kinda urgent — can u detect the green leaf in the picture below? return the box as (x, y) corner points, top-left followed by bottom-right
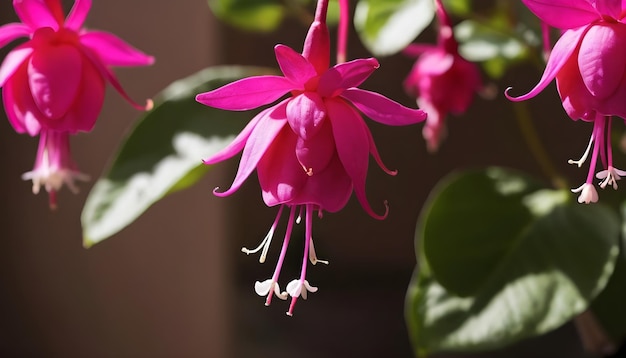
(354, 0), (435, 56)
(406, 168), (620, 354)
(208, 0), (285, 32)
(81, 66), (275, 247)
(589, 203), (626, 343)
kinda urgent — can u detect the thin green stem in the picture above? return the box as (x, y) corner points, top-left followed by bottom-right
(512, 101), (568, 190)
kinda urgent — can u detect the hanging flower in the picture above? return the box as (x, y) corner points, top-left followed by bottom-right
(196, 0), (426, 315)
(506, 0), (626, 203)
(403, 0), (481, 152)
(0, 0), (153, 203)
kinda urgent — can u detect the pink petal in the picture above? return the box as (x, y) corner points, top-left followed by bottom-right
(592, 0), (622, 19)
(317, 58), (379, 98)
(292, 155), (352, 213)
(13, 0), (61, 30)
(52, 56), (104, 132)
(203, 105), (275, 165)
(295, 119), (335, 175)
(64, 0), (91, 31)
(521, 0), (599, 29)
(28, 43), (82, 120)
(341, 88), (427, 126)
(402, 44), (438, 58)
(257, 127), (307, 206)
(578, 23), (626, 99)
(79, 31), (154, 67)
(326, 97), (388, 219)
(506, 26), (587, 101)
(3, 63), (42, 135)
(0, 43), (33, 87)
(301, 21), (330, 75)
(286, 92), (326, 140)
(556, 51), (594, 120)
(213, 101), (289, 197)
(365, 126), (397, 176)
(195, 76), (294, 111)
(0, 23), (31, 48)
(414, 50), (454, 77)
(274, 44), (316, 87)
(80, 46), (152, 110)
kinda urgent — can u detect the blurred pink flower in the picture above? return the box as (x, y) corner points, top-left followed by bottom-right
(506, 0), (626, 203)
(0, 0), (153, 204)
(403, 0), (481, 152)
(196, 0), (426, 315)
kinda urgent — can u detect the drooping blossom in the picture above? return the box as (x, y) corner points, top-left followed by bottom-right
(403, 0), (481, 152)
(196, 0), (426, 315)
(0, 0), (154, 205)
(506, 0), (626, 203)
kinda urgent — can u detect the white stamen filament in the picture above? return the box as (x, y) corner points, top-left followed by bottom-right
(309, 238), (329, 265)
(241, 226), (275, 263)
(568, 134), (594, 167)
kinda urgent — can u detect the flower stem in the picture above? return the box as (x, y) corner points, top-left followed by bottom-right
(512, 101), (568, 189)
(337, 0), (349, 63)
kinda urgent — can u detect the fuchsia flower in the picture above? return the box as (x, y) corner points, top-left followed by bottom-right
(0, 0), (153, 205)
(196, 0), (426, 315)
(506, 0), (626, 203)
(403, 0), (481, 152)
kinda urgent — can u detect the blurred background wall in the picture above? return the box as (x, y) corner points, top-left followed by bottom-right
(0, 1), (600, 357)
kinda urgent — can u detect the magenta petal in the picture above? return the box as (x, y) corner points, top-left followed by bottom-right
(196, 76), (294, 111)
(28, 44), (82, 119)
(578, 23), (626, 99)
(64, 0), (91, 31)
(506, 26), (586, 101)
(80, 46), (151, 110)
(365, 126), (397, 176)
(274, 44), (316, 87)
(341, 88), (427, 126)
(56, 58), (105, 132)
(13, 0), (61, 30)
(0, 23), (31, 48)
(3, 63), (42, 135)
(301, 21), (330, 75)
(286, 92), (326, 139)
(402, 44), (438, 58)
(293, 155), (352, 212)
(80, 31), (155, 67)
(258, 127), (307, 206)
(326, 98), (387, 219)
(593, 0), (622, 18)
(213, 102), (289, 197)
(521, 0), (598, 29)
(0, 43), (33, 87)
(317, 58), (379, 97)
(295, 119), (335, 175)
(203, 104), (276, 165)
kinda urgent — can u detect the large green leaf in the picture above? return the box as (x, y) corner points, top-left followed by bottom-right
(406, 168), (620, 355)
(208, 0), (286, 32)
(589, 203), (626, 343)
(81, 66), (274, 247)
(354, 0), (435, 56)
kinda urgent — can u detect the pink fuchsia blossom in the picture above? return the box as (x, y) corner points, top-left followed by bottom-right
(403, 0), (481, 152)
(506, 0), (626, 203)
(196, 0), (426, 315)
(22, 130), (88, 209)
(0, 0), (154, 203)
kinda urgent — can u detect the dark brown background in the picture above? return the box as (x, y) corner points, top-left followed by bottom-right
(0, 1), (599, 357)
